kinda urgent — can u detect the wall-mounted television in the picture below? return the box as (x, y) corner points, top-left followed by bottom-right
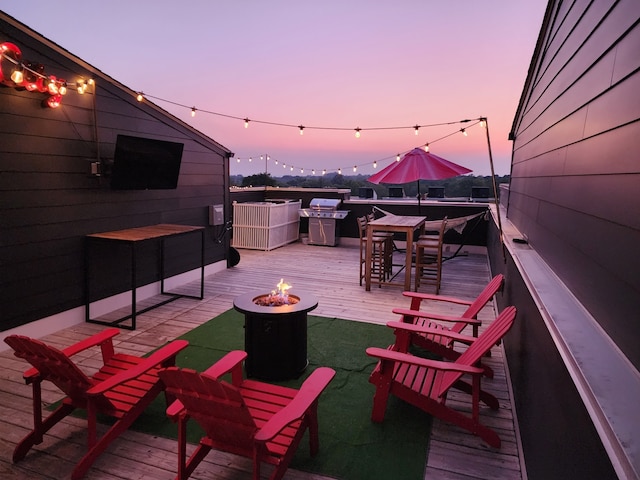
(110, 134), (184, 190)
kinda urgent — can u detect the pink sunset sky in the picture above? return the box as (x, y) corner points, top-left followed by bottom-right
(3, 1), (548, 177)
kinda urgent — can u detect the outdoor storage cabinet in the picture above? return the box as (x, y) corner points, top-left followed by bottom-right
(232, 200), (301, 250)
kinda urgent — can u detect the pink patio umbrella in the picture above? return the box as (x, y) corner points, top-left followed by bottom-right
(367, 148), (472, 213)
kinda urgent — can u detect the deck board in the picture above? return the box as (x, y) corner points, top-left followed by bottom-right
(0, 241), (524, 479)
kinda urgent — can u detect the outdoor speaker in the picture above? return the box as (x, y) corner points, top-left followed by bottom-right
(471, 187), (490, 198)
(388, 187), (405, 198)
(427, 187), (445, 198)
(359, 187), (375, 199)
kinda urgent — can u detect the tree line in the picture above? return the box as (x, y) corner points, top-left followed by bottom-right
(231, 172), (509, 198)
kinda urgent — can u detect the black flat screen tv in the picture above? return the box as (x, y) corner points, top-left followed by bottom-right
(110, 134), (184, 190)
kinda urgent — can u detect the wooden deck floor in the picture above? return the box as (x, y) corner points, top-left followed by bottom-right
(0, 240), (524, 480)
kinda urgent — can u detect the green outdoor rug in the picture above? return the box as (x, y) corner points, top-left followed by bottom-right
(131, 310), (433, 480)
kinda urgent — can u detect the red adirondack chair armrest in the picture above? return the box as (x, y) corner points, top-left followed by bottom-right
(366, 347), (484, 375)
(166, 399), (186, 421)
(202, 350), (247, 385)
(392, 308), (481, 326)
(62, 328), (120, 358)
(86, 339), (189, 396)
(401, 291), (473, 307)
(254, 367), (336, 443)
(22, 328), (121, 382)
(387, 321), (478, 345)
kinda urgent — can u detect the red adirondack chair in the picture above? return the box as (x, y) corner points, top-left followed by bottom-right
(158, 350), (335, 480)
(391, 274), (504, 377)
(4, 329), (189, 480)
(367, 305), (516, 448)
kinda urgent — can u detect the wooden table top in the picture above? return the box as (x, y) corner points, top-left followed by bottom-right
(368, 215), (426, 229)
(87, 224), (204, 242)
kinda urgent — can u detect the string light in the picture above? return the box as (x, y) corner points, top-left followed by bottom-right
(230, 118), (485, 176)
(244, 118), (250, 128)
(10, 66), (23, 84)
(414, 125), (420, 135)
(354, 127), (361, 138)
(136, 92), (144, 102)
(298, 125), (304, 135)
(191, 107), (196, 117)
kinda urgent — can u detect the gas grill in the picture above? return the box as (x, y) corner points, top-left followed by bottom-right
(299, 198), (349, 246)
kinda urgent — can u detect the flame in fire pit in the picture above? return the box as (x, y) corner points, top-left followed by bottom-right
(254, 279), (299, 306)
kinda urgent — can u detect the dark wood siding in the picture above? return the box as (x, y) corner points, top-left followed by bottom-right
(1, 15), (232, 331)
(508, 0), (640, 369)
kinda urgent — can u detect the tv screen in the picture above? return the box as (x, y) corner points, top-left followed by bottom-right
(110, 134), (184, 190)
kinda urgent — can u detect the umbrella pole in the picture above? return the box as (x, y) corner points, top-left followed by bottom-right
(417, 180), (421, 214)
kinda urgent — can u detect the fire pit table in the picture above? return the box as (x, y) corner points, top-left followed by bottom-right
(233, 289), (318, 381)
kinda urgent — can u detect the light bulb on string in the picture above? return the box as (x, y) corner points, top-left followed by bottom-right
(396, 154), (400, 161)
(191, 107), (196, 117)
(338, 168), (342, 175)
(274, 159), (278, 165)
(322, 169), (326, 175)
(373, 161), (377, 169)
(290, 166), (294, 171)
(312, 169), (316, 175)
(45, 94), (62, 108)
(248, 157), (252, 162)
(353, 166), (357, 173)
(244, 118), (250, 128)
(414, 125), (420, 135)
(424, 143), (430, 152)
(10, 67), (24, 84)
(237, 157), (240, 163)
(461, 128), (467, 136)
(354, 128), (361, 138)
(298, 125), (304, 136)
(300, 168), (304, 174)
(136, 92), (144, 102)
(480, 118), (487, 128)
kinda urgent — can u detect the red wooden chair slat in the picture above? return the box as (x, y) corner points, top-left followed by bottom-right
(367, 306), (516, 448)
(159, 350), (335, 480)
(391, 274), (504, 377)
(4, 329), (188, 480)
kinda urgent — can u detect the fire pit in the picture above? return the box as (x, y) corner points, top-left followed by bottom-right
(233, 280), (318, 381)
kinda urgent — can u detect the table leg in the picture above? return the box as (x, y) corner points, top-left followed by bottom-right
(404, 227), (413, 291)
(365, 225), (373, 291)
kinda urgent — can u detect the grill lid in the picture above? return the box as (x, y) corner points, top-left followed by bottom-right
(309, 198), (341, 210)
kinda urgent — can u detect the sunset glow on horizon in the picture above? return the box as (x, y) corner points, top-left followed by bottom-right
(3, 1), (548, 177)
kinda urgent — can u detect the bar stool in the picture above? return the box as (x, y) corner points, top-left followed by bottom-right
(357, 216), (388, 287)
(414, 217), (447, 293)
(367, 213), (394, 279)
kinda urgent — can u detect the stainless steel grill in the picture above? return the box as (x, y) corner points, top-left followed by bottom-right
(299, 198), (349, 246)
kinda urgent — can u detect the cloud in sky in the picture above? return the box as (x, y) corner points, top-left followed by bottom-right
(3, 1), (548, 176)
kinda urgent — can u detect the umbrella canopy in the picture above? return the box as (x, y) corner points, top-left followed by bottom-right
(368, 148), (472, 185)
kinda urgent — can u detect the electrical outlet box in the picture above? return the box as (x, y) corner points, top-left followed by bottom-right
(209, 204), (224, 226)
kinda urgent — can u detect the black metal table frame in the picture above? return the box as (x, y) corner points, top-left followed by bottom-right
(85, 226), (205, 330)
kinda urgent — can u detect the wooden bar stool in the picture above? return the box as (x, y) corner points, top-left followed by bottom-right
(358, 216), (388, 287)
(414, 218), (447, 293)
(367, 213), (394, 280)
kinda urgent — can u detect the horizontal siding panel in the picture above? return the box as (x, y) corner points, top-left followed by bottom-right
(564, 121), (640, 175)
(583, 73), (640, 137)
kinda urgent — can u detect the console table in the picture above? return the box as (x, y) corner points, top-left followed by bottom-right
(85, 224), (205, 330)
